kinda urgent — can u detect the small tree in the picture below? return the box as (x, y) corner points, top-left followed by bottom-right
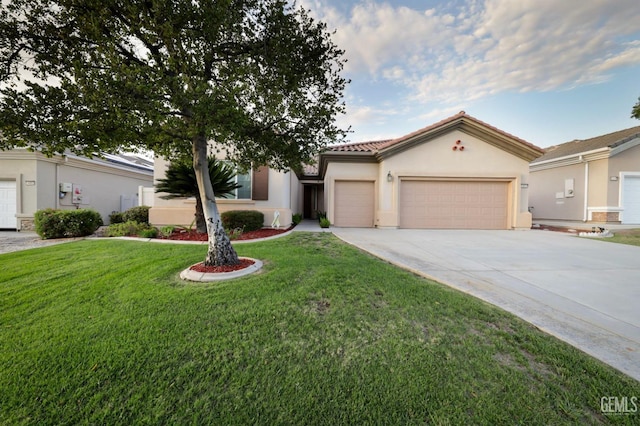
(0, 0), (348, 266)
(632, 97), (640, 120)
(156, 156), (241, 234)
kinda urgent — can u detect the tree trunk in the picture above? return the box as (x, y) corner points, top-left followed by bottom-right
(194, 194), (207, 234)
(192, 135), (239, 266)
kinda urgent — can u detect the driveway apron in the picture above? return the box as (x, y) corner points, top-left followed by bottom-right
(331, 228), (640, 382)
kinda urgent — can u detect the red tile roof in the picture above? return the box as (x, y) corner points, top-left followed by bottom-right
(328, 111), (542, 154)
(328, 140), (392, 152)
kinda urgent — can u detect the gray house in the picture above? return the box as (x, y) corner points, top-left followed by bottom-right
(0, 149), (153, 230)
(529, 126), (640, 224)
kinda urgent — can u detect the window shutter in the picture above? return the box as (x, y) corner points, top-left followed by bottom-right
(252, 166), (269, 200)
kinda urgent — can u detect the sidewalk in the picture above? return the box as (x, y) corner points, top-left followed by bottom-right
(291, 219), (331, 232)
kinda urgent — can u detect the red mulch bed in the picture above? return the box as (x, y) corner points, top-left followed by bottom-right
(189, 258), (255, 273)
(162, 226), (292, 242)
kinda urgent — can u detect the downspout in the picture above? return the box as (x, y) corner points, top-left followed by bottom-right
(583, 157), (589, 222)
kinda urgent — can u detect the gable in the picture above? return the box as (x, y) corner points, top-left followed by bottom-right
(376, 112), (543, 162)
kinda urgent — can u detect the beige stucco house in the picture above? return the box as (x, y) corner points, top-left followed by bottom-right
(150, 112), (543, 230)
(0, 149), (153, 230)
(306, 112), (544, 229)
(529, 126), (640, 224)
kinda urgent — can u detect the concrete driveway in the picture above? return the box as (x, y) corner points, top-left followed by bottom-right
(0, 231), (75, 254)
(331, 228), (640, 382)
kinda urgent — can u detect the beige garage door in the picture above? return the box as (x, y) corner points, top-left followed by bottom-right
(400, 180), (508, 229)
(334, 180), (375, 227)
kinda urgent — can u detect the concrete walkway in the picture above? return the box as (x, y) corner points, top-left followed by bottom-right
(0, 231), (77, 254)
(331, 227), (640, 382)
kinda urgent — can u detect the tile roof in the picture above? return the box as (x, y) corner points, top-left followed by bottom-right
(328, 111), (541, 155)
(532, 126), (640, 163)
(328, 140), (392, 152)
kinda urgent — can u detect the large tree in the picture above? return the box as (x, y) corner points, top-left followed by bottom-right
(0, 0), (347, 266)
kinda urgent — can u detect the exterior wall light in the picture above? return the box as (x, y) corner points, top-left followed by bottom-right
(387, 171), (393, 182)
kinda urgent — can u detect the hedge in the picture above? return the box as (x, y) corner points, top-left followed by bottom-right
(221, 210), (264, 232)
(34, 208), (103, 239)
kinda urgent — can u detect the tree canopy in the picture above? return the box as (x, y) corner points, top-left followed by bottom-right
(0, 0), (348, 266)
(0, 0), (348, 168)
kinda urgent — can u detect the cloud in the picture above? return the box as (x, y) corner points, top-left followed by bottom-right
(308, 0), (640, 107)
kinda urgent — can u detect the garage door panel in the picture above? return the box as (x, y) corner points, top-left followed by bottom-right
(400, 180), (508, 229)
(0, 181), (17, 229)
(334, 181), (375, 227)
(623, 176), (640, 224)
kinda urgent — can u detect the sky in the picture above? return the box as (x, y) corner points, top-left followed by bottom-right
(300, 0), (640, 148)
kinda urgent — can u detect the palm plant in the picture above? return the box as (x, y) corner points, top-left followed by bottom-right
(156, 157), (241, 233)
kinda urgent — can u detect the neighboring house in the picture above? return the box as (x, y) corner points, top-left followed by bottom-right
(0, 149), (154, 230)
(529, 126), (640, 224)
(150, 112), (543, 230)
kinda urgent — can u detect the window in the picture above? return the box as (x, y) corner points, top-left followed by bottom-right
(235, 171), (252, 199)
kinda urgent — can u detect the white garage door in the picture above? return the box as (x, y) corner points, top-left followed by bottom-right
(0, 181), (17, 229)
(622, 175), (640, 224)
(400, 180), (509, 229)
(334, 181), (375, 227)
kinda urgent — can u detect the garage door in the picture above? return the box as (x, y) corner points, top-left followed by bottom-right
(400, 180), (508, 229)
(622, 175), (640, 224)
(0, 181), (17, 229)
(334, 181), (374, 227)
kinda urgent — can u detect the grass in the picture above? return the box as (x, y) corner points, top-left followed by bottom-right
(1, 233), (639, 425)
(600, 228), (640, 247)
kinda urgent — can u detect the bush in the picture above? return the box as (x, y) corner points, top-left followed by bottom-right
(105, 221), (155, 237)
(221, 210), (264, 232)
(34, 208), (104, 239)
(292, 213), (303, 225)
(138, 228), (158, 238)
(122, 206), (151, 224)
(109, 211), (124, 224)
(319, 218), (330, 228)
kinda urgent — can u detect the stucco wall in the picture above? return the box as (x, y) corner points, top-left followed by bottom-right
(529, 162), (586, 221)
(379, 130), (531, 228)
(150, 157), (294, 228)
(57, 160), (152, 223)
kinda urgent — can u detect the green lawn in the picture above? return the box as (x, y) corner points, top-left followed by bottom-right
(601, 229), (640, 247)
(1, 233), (638, 425)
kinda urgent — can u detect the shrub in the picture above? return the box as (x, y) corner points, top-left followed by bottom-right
(138, 228), (158, 238)
(221, 210), (264, 232)
(105, 221), (154, 237)
(316, 210), (327, 221)
(122, 206), (151, 224)
(227, 227), (244, 241)
(109, 211), (124, 224)
(160, 226), (175, 238)
(319, 218), (330, 228)
(34, 208), (104, 239)
(292, 213), (303, 225)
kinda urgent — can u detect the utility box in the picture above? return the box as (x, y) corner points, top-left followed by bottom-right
(59, 182), (73, 193)
(72, 184), (83, 204)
